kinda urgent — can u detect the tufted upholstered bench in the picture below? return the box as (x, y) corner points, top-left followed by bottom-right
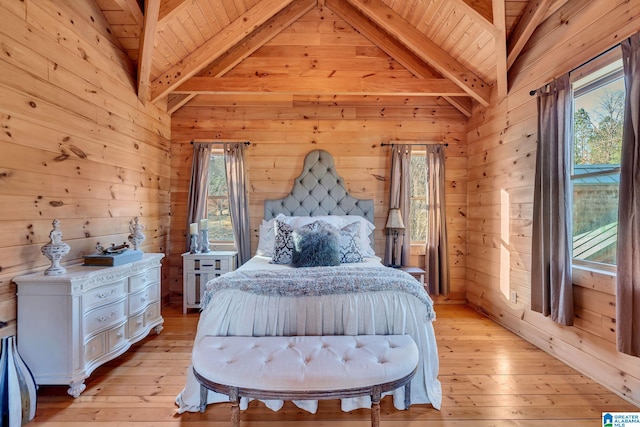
(192, 334), (419, 427)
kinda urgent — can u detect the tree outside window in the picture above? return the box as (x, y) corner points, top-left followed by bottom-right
(409, 152), (427, 243)
(571, 59), (624, 266)
(207, 154), (234, 242)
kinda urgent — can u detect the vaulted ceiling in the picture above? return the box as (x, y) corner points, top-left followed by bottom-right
(96, 0), (568, 116)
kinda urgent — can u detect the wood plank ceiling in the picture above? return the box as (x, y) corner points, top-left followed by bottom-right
(96, 0), (568, 116)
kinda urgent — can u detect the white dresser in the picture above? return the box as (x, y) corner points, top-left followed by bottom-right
(13, 253), (164, 397)
(182, 251), (237, 313)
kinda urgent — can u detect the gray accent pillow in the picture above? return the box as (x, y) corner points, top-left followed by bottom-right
(291, 226), (340, 268)
(272, 220), (332, 264)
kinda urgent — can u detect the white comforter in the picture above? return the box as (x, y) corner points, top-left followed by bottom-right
(175, 256), (442, 413)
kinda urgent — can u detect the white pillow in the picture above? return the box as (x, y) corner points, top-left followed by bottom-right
(275, 213), (347, 229)
(255, 218), (276, 257)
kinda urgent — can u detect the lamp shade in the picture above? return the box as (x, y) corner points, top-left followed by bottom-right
(385, 208), (405, 230)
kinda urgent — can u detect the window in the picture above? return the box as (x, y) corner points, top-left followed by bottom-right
(571, 57), (624, 267)
(207, 152), (233, 242)
(409, 152), (427, 243)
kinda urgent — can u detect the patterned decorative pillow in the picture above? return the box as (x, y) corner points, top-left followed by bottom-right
(271, 220), (295, 264)
(337, 222), (364, 263)
(291, 226), (340, 268)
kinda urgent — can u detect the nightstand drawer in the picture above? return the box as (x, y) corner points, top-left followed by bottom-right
(184, 257), (233, 273)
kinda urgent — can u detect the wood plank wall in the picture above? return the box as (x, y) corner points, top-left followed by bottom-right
(466, 0), (640, 407)
(0, 0), (171, 336)
(169, 8), (469, 304)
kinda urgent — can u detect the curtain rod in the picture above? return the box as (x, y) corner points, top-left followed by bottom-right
(190, 141), (250, 145)
(529, 43), (622, 96)
(381, 142), (448, 147)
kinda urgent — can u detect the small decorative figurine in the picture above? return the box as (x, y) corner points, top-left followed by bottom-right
(128, 217), (145, 251)
(41, 219), (71, 275)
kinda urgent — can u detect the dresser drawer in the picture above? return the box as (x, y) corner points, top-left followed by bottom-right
(83, 279), (127, 311)
(84, 299), (127, 336)
(144, 301), (161, 326)
(107, 323), (127, 351)
(84, 333), (106, 364)
(129, 267), (159, 293)
(127, 312), (145, 338)
(129, 283), (159, 315)
(128, 302), (161, 339)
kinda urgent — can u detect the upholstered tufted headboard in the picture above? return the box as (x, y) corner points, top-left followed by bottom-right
(264, 150), (374, 224)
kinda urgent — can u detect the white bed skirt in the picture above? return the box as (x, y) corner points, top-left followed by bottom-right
(175, 288), (442, 414)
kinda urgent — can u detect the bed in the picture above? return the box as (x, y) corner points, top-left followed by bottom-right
(175, 149), (442, 414)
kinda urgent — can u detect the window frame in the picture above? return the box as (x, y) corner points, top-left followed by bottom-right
(409, 150), (427, 245)
(206, 149), (234, 244)
(569, 50), (624, 273)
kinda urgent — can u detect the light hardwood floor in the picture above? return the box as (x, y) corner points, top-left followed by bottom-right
(31, 304), (638, 426)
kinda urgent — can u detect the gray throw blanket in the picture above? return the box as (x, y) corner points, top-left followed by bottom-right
(201, 265), (435, 320)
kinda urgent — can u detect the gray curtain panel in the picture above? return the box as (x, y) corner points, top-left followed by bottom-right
(531, 73), (574, 326)
(186, 142), (214, 251)
(617, 33), (640, 357)
(424, 145), (450, 296)
(224, 143), (251, 266)
(384, 144), (411, 267)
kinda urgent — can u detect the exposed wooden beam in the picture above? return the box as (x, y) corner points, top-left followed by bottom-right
(158, 0), (189, 22)
(493, 0), (508, 101)
(450, 0), (493, 33)
(326, 0), (471, 117)
(344, 0), (491, 106)
(460, 0), (493, 24)
(112, 0), (144, 26)
(443, 96), (473, 117)
(507, 0), (554, 69)
(543, 0), (570, 21)
(167, 93), (196, 114)
(174, 76), (468, 96)
(149, 0), (296, 103)
(198, 0), (316, 78)
(137, 0), (160, 103)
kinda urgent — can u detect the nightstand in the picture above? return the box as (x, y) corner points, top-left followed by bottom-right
(182, 251), (237, 313)
(399, 266), (425, 286)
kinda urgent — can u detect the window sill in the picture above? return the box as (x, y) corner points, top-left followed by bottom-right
(572, 263), (616, 295)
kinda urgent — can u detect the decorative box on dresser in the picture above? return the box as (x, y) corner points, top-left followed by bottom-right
(182, 251), (237, 313)
(13, 253), (164, 398)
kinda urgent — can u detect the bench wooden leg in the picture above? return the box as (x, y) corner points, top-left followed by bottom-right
(371, 385), (381, 427)
(404, 381), (412, 410)
(199, 385), (207, 413)
(229, 387), (240, 427)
